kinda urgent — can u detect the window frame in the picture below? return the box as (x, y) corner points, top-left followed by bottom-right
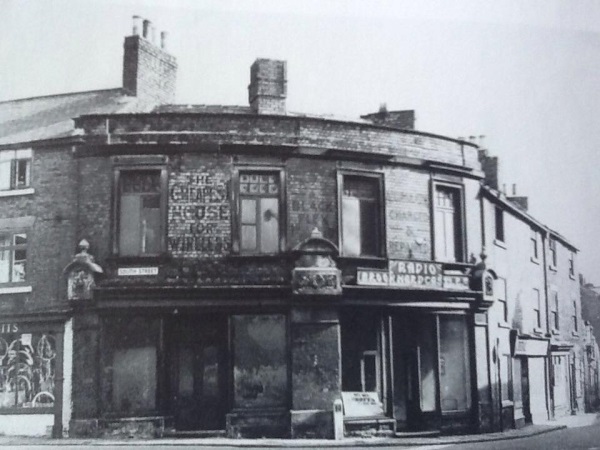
(232, 167), (286, 255)
(531, 228), (539, 261)
(0, 230), (28, 285)
(549, 238), (558, 269)
(431, 181), (466, 263)
(0, 149), (32, 192)
(533, 288), (542, 329)
(551, 291), (560, 331)
(494, 206), (505, 243)
(568, 252), (575, 279)
(337, 170), (386, 259)
(112, 161), (168, 258)
(496, 277), (508, 324)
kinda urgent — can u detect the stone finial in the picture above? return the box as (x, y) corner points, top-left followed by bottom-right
(311, 227), (323, 239)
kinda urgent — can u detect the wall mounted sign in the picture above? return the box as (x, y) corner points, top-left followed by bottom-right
(341, 392), (384, 417)
(117, 267), (159, 276)
(513, 337), (549, 357)
(357, 259), (471, 291)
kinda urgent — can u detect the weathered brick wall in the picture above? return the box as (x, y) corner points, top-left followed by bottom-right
(123, 35), (177, 104)
(76, 114), (480, 171)
(287, 158), (337, 247)
(77, 156), (113, 262)
(384, 167), (431, 260)
(168, 154), (232, 258)
(0, 146), (77, 313)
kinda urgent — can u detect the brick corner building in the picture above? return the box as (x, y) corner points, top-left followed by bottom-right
(0, 17), (598, 439)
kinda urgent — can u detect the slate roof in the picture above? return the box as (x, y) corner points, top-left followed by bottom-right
(0, 88), (152, 146)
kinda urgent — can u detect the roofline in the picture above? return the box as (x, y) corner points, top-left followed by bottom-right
(481, 185), (578, 251)
(74, 110), (480, 148)
(0, 87), (125, 105)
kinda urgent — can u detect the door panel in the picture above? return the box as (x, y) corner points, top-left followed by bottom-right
(169, 318), (228, 431)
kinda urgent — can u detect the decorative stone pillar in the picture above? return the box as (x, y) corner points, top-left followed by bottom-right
(290, 229), (342, 439)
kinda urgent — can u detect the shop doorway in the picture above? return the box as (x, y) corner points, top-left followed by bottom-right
(395, 313), (473, 432)
(167, 316), (228, 431)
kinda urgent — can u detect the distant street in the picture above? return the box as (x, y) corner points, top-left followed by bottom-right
(445, 421), (600, 450)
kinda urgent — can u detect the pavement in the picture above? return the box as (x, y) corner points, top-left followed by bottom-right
(0, 413), (597, 447)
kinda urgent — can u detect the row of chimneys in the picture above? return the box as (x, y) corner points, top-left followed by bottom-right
(131, 16), (169, 50)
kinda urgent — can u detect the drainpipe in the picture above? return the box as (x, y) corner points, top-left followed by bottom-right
(541, 229), (554, 420)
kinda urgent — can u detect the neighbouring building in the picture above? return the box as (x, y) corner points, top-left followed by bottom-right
(0, 17), (597, 439)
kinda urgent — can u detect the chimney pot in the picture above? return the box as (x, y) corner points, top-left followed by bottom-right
(142, 19), (151, 39)
(161, 31), (168, 50)
(512, 183), (516, 195)
(150, 24), (156, 44)
(132, 15), (142, 36)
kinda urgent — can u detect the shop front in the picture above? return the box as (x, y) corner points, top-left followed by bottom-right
(96, 310), (289, 438)
(0, 316), (68, 437)
(512, 334), (550, 424)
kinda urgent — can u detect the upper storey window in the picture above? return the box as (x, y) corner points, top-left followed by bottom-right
(0, 232), (27, 283)
(433, 184), (464, 263)
(0, 149), (31, 191)
(115, 168), (167, 257)
(340, 173), (384, 257)
(495, 207), (505, 242)
(237, 170), (284, 254)
(549, 238), (557, 268)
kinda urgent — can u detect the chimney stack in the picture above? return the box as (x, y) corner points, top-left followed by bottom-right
(248, 59), (287, 115)
(123, 16), (178, 105)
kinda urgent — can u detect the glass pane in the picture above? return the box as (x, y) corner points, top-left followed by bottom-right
(241, 225), (257, 251)
(513, 357), (522, 404)
(14, 234), (26, 246)
(142, 195), (161, 254)
(0, 161), (10, 190)
(121, 171), (161, 193)
(0, 249), (9, 283)
(233, 315), (287, 408)
(202, 346), (219, 398)
(362, 352), (378, 392)
(360, 200), (379, 256)
(241, 198), (256, 224)
(15, 160), (30, 188)
(12, 259), (25, 282)
(119, 194), (141, 256)
(417, 317), (437, 412)
(260, 198), (279, 253)
(342, 196), (361, 256)
(439, 316), (471, 411)
(178, 347), (194, 397)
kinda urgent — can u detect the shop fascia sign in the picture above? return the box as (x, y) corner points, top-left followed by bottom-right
(357, 260), (470, 290)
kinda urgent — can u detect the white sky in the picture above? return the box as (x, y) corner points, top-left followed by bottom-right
(2, 0), (600, 283)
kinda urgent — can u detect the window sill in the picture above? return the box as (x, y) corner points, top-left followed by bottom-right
(533, 327), (544, 335)
(549, 265), (557, 272)
(0, 187), (34, 198)
(498, 321), (512, 329)
(530, 256), (540, 265)
(501, 400), (514, 408)
(0, 406), (53, 415)
(494, 239), (506, 250)
(0, 285), (32, 295)
(572, 331), (579, 337)
(551, 329), (560, 336)
(569, 273), (576, 280)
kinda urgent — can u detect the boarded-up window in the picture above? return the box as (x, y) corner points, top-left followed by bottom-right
(232, 315), (287, 408)
(102, 317), (159, 414)
(341, 175), (381, 257)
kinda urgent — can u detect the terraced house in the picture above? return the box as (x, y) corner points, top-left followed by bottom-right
(0, 18), (597, 439)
